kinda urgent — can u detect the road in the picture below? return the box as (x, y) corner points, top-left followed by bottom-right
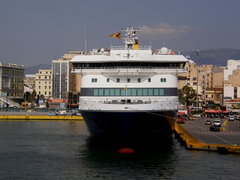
(180, 117), (240, 146)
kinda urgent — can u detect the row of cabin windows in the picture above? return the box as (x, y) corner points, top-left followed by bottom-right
(38, 76), (51, 79)
(39, 86), (51, 89)
(92, 78), (167, 83)
(93, 88), (165, 96)
(38, 81), (51, 84)
(39, 71), (52, 74)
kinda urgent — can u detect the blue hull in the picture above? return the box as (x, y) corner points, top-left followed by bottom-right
(81, 110), (176, 145)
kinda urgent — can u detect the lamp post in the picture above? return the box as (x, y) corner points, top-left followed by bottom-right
(221, 68), (225, 108)
(24, 92), (27, 109)
(195, 50), (200, 111)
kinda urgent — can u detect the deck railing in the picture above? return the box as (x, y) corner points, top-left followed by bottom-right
(111, 46), (151, 50)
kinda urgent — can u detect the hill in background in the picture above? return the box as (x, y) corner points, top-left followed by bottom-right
(25, 64), (51, 74)
(181, 48), (240, 66)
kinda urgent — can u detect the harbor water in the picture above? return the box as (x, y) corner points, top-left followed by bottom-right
(0, 121), (240, 179)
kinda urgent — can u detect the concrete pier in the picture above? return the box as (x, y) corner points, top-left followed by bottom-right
(0, 115), (83, 121)
(175, 117), (240, 153)
(0, 111), (83, 121)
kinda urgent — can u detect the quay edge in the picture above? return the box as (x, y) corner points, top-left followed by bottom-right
(174, 122), (240, 154)
(0, 115), (83, 121)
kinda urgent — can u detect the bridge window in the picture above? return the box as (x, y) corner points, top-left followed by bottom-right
(110, 89), (115, 96)
(137, 89), (143, 96)
(115, 89), (120, 96)
(132, 89), (137, 96)
(104, 89), (110, 96)
(93, 89), (98, 96)
(159, 89), (164, 96)
(143, 89), (148, 96)
(148, 89), (153, 96)
(121, 89), (126, 96)
(99, 89), (104, 96)
(127, 89), (131, 96)
(154, 89), (159, 96)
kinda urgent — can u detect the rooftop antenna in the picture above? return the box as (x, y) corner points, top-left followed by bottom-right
(84, 24), (87, 52)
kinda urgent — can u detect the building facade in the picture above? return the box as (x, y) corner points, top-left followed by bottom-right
(224, 60), (240, 100)
(0, 63), (24, 99)
(178, 60), (224, 106)
(178, 60), (198, 90)
(52, 60), (69, 99)
(35, 69), (52, 99)
(52, 52), (82, 103)
(222, 60), (240, 110)
(24, 74), (35, 91)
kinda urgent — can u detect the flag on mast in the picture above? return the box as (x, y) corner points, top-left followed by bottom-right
(108, 32), (122, 39)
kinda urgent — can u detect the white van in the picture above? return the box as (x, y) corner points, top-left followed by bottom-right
(56, 110), (67, 115)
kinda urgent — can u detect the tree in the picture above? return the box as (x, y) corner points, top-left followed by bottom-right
(25, 90), (37, 104)
(31, 90), (37, 103)
(178, 85), (197, 107)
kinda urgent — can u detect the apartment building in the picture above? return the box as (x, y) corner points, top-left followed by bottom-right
(178, 60), (198, 90)
(224, 60), (240, 100)
(178, 60), (224, 106)
(35, 69), (52, 99)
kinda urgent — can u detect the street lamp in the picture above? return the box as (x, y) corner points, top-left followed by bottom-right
(195, 50), (200, 111)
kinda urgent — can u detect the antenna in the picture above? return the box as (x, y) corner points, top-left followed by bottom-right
(84, 24), (87, 52)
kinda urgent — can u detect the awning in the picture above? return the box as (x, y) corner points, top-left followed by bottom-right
(204, 109), (228, 113)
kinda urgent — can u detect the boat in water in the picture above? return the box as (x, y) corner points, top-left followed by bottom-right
(71, 26), (188, 146)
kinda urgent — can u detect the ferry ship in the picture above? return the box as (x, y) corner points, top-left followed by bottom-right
(71, 27), (188, 145)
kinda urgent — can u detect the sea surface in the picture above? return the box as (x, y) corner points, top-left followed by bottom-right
(0, 120), (240, 180)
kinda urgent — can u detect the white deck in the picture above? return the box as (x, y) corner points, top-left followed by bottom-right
(71, 50), (188, 63)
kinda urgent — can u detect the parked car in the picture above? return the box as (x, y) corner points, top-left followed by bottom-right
(189, 116), (195, 120)
(176, 116), (185, 124)
(210, 124), (221, 132)
(72, 111), (81, 116)
(236, 115), (240, 121)
(48, 112), (56, 116)
(229, 116), (235, 121)
(56, 110), (67, 115)
(205, 119), (212, 125)
(194, 114), (201, 118)
(213, 119), (221, 126)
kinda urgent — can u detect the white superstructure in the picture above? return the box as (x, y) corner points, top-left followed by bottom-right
(71, 27), (188, 112)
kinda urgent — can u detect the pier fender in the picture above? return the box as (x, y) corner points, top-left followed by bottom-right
(118, 147), (136, 154)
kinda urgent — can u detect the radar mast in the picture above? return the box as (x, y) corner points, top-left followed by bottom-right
(122, 26), (140, 50)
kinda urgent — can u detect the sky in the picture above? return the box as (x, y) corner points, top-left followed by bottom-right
(1, 0), (240, 67)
